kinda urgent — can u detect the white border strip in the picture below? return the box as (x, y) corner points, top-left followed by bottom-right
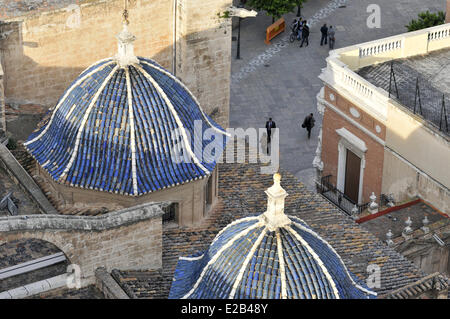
(285, 225), (340, 299)
(211, 217), (260, 246)
(179, 255), (204, 261)
(0, 274), (68, 299)
(60, 66), (119, 180)
(276, 229), (288, 299)
(140, 60), (230, 136)
(24, 59), (115, 146)
(135, 64), (210, 175)
(182, 221), (263, 299)
(125, 68), (139, 195)
(229, 227), (267, 298)
(291, 221), (377, 296)
(0, 253), (66, 280)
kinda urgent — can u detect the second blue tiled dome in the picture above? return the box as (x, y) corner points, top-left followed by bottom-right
(169, 174), (377, 299)
(24, 56), (227, 196)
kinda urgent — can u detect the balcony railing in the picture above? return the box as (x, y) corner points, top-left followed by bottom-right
(318, 175), (369, 216)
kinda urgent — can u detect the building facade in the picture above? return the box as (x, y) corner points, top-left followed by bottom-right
(315, 23), (450, 214)
(0, 0), (232, 139)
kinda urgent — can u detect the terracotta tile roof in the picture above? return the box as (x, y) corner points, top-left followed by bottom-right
(360, 201), (449, 241)
(382, 273), (449, 299)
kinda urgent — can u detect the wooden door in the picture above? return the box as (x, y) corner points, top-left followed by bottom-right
(344, 149), (361, 203)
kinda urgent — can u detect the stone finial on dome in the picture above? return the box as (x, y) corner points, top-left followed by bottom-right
(263, 173), (291, 231)
(115, 3), (139, 67)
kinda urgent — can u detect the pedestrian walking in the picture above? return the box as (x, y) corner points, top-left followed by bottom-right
(265, 117), (276, 153)
(328, 26), (336, 49)
(301, 113), (315, 139)
(320, 23), (328, 46)
(299, 21), (310, 47)
(265, 117), (276, 144)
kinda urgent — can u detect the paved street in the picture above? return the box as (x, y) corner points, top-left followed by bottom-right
(230, 0), (446, 190)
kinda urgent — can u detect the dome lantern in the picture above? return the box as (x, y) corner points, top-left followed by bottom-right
(263, 173), (291, 231)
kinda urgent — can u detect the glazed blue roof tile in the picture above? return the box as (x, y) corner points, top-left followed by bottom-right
(169, 213), (377, 299)
(25, 57), (227, 196)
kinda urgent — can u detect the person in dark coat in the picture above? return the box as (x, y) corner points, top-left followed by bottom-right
(265, 118), (276, 144)
(302, 113), (315, 139)
(320, 24), (328, 46)
(299, 21), (310, 47)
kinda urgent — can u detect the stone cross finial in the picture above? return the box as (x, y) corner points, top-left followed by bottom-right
(123, 0), (130, 25)
(386, 229), (394, 246)
(115, 22), (138, 67)
(421, 216), (430, 234)
(368, 192), (378, 214)
(115, 0), (138, 67)
(351, 205), (359, 220)
(402, 216), (413, 240)
(263, 173), (291, 231)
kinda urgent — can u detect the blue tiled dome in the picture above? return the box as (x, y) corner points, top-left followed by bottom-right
(24, 55), (227, 196)
(169, 175), (377, 299)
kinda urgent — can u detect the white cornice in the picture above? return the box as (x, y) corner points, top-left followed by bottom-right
(317, 95), (386, 146)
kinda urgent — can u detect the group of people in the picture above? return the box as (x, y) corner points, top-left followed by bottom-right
(291, 18), (336, 49)
(291, 17), (310, 47)
(320, 23), (336, 49)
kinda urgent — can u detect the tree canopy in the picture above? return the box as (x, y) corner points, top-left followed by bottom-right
(406, 11), (445, 32)
(247, 0), (298, 21)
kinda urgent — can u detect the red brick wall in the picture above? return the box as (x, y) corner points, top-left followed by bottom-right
(321, 86), (385, 203)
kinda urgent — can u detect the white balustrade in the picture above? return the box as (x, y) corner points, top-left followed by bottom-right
(359, 39), (402, 58)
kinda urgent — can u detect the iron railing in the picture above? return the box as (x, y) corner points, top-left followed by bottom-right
(318, 175), (368, 216)
(388, 61), (449, 135)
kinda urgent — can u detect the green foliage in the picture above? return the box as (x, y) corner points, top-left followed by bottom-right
(217, 10), (231, 19)
(296, 0), (307, 9)
(247, 0), (298, 20)
(406, 11), (445, 32)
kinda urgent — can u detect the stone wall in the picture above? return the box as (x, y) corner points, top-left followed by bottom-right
(382, 149), (450, 214)
(447, 0), (450, 23)
(0, 202), (163, 286)
(0, 62), (5, 132)
(1, 0), (231, 129)
(175, 0), (232, 128)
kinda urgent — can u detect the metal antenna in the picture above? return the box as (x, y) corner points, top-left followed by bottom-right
(414, 77), (422, 115)
(123, 0), (130, 25)
(388, 62), (399, 99)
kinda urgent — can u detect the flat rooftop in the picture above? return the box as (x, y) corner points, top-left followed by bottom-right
(358, 48), (450, 134)
(360, 201), (449, 241)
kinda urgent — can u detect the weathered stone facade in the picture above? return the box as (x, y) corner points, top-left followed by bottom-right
(32, 161), (220, 227)
(0, 202), (164, 286)
(0, 0), (231, 130)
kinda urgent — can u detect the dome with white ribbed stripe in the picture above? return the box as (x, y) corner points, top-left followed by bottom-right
(169, 174), (377, 299)
(24, 23), (227, 196)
